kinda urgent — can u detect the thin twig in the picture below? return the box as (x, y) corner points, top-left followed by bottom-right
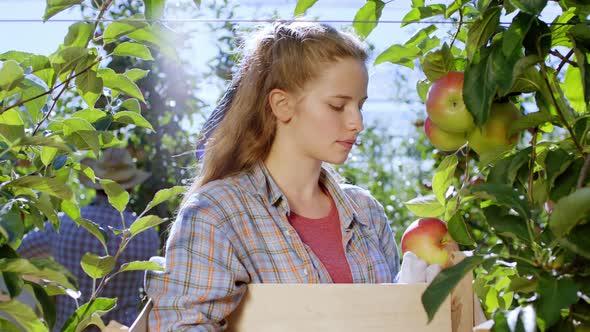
(528, 127), (538, 203)
(554, 49), (576, 74)
(449, 8), (463, 50)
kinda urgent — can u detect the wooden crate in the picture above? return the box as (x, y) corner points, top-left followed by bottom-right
(226, 283), (452, 332)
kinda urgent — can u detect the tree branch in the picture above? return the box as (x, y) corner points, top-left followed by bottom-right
(553, 49), (576, 74)
(577, 153), (590, 189)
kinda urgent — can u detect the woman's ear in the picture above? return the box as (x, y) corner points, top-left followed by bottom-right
(268, 88), (295, 123)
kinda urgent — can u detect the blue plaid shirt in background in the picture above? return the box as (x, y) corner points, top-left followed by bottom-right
(147, 162), (400, 331)
(18, 194), (160, 331)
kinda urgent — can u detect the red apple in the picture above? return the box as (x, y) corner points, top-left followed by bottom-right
(426, 72), (475, 133)
(467, 102), (521, 155)
(401, 218), (459, 268)
(424, 117), (467, 152)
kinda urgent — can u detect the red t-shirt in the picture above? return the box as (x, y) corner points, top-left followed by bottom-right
(287, 194), (353, 283)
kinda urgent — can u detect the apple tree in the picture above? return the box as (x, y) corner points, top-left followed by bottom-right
(297, 0), (590, 330)
(0, 0), (207, 330)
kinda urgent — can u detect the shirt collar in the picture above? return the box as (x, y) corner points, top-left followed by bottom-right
(248, 162), (367, 228)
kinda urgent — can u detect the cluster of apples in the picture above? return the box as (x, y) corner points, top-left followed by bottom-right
(424, 72), (521, 154)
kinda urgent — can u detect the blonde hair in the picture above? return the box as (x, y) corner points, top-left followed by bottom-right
(186, 22), (367, 201)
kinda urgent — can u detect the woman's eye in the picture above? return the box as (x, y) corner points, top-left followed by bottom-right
(329, 104), (345, 111)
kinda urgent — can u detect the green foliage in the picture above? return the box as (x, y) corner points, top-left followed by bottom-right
(334, 0), (590, 329)
(0, 0), (207, 329)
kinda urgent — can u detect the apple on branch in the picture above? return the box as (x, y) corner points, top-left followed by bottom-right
(401, 217), (459, 268)
(426, 71), (475, 133)
(467, 102), (521, 155)
(424, 117), (467, 152)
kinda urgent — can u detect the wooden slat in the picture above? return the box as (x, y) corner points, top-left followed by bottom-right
(226, 283), (452, 332)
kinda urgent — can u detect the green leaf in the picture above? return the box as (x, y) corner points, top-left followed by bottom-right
(432, 154), (458, 205)
(20, 79), (49, 123)
(569, 24), (590, 108)
(294, 0), (318, 16)
(124, 68), (150, 82)
(466, 6), (501, 59)
(447, 214), (474, 246)
(421, 43), (456, 82)
(422, 255), (490, 322)
(404, 194), (445, 217)
(445, 0), (469, 18)
(61, 297), (116, 332)
(536, 276), (578, 328)
(549, 187), (590, 237)
(0, 109), (25, 143)
(487, 148), (531, 185)
(63, 118), (100, 155)
(27, 281), (57, 330)
(9, 176), (73, 200)
(545, 148), (575, 190)
(143, 186), (186, 213)
(401, 4), (445, 27)
(0, 60), (24, 91)
(60, 199), (80, 221)
(0, 211), (24, 249)
(509, 111), (556, 135)
(43, 0), (83, 21)
(49, 46), (87, 76)
(483, 205), (530, 243)
(523, 18), (551, 58)
(0, 51), (51, 74)
(80, 253), (115, 278)
(64, 22), (93, 47)
(464, 46), (495, 126)
(0, 315), (25, 332)
(75, 61), (102, 109)
(75, 218), (108, 252)
(129, 215), (166, 237)
(374, 44), (420, 68)
(560, 223), (590, 259)
(118, 260), (165, 273)
(405, 25), (437, 48)
(113, 42), (154, 60)
(144, 0), (165, 20)
(353, 0), (385, 40)
(103, 19), (149, 44)
(29, 194), (60, 228)
(119, 98), (141, 113)
(551, 8), (576, 48)
(469, 183), (530, 220)
(563, 60), (587, 114)
(0, 258), (77, 290)
(98, 68), (145, 102)
(0, 299), (48, 332)
(113, 111), (154, 130)
(193, 0), (201, 8)
(510, 0), (548, 15)
(15, 136), (72, 152)
(99, 179), (129, 212)
(502, 12), (533, 58)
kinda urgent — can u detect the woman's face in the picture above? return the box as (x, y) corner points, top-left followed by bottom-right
(288, 57), (368, 165)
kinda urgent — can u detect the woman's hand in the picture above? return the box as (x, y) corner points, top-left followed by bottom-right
(398, 251), (442, 284)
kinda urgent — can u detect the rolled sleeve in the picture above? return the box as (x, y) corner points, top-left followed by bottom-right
(146, 193), (249, 332)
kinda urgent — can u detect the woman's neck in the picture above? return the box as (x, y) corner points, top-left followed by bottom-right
(264, 150), (331, 218)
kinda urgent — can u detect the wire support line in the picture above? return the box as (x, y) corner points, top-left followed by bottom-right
(0, 18), (586, 25)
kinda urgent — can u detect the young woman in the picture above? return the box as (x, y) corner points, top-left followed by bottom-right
(146, 21), (436, 331)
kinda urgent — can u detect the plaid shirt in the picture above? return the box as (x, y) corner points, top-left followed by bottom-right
(18, 194), (160, 331)
(146, 163), (400, 331)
